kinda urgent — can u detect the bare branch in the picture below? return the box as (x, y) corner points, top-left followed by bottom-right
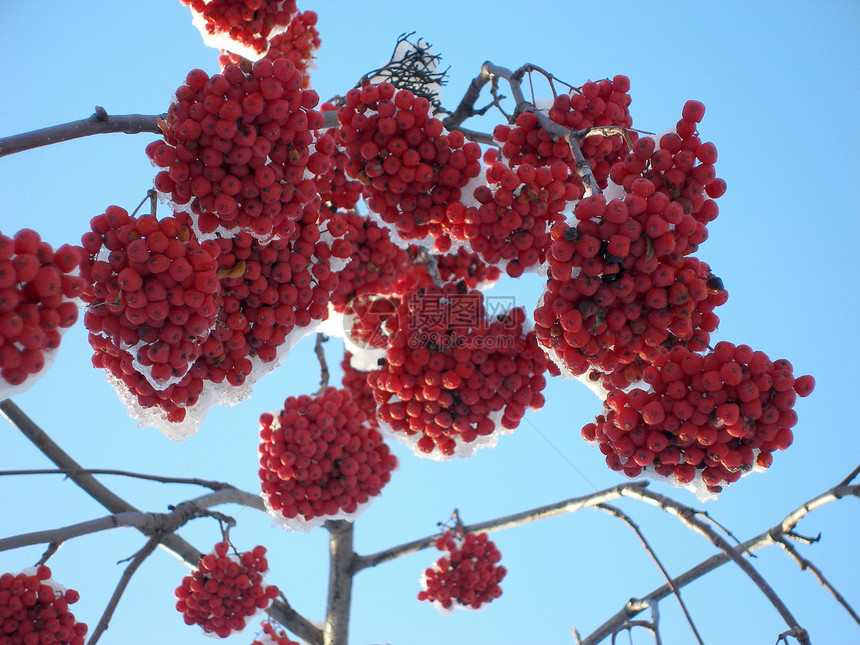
(323, 520), (355, 645)
(0, 399), (322, 644)
(352, 481), (649, 573)
(618, 486), (809, 644)
(87, 535), (162, 645)
(0, 468), (229, 490)
(577, 476), (860, 645)
(0, 487), (264, 552)
(0, 108), (162, 157)
(775, 537), (860, 626)
(314, 333), (330, 395)
(596, 504), (704, 645)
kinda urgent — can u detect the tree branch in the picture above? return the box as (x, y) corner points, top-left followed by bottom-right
(0, 488), (264, 552)
(351, 481), (649, 573)
(618, 486), (809, 644)
(595, 503), (704, 645)
(0, 399), (322, 645)
(87, 535), (163, 645)
(577, 476), (860, 645)
(775, 537), (860, 626)
(323, 520), (355, 645)
(0, 107), (162, 157)
(0, 468), (229, 490)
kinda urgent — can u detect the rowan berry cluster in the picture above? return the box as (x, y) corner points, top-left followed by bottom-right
(221, 10), (320, 90)
(583, 343), (814, 493)
(80, 207), (221, 388)
(258, 386), (398, 529)
(181, 0), (297, 56)
(0, 566), (88, 645)
(534, 100), (728, 390)
(147, 59), (331, 240)
(251, 619), (300, 645)
(335, 82), (482, 249)
(329, 210), (409, 311)
(174, 542), (279, 638)
(418, 530), (506, 611)
(0, 229), (83, 392)
(447, 75), (633, 278)
(366, 283), (551, 458)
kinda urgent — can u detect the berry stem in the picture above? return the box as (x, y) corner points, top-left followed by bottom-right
(0, 108), (164, 157)
(313, 333), (330, 395)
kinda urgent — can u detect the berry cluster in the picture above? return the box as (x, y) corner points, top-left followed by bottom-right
(174, 542), (279, 638)
(340, 294), (399, 351)
(367, 283), (551, 458)
(335, 82), (482, 248)
(80, 207), (221, 388)
(583, 343), (814, 494)
(404, 245), (502, 291)
(0, 229), (83, 392)
(534, 100), (728, 390)
(340, 351), (378, 428)
(0, 566), (88, 645)
(418, 530), (506, 611)
(181, 0), (297, 57)
(251, 619), (300, 645)
(221, 10), (320, 89)
(147, 60), (331, 240)
(546, 75), (634, 190)
(329, 210), (409, 311)
(258, 386), (398, 529)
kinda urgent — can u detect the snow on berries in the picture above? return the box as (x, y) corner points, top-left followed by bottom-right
(583, 343), (815, 497)
(366, 283), (551, 459)
(251, 619), (300, 645)
(258, 386), (398, 530)
(418, 529), (506, 612)
(0, 565), (88, 645)
(182, 0), (298, 59)
(0, 229), (83, 397)
(148, 59), (332, 241)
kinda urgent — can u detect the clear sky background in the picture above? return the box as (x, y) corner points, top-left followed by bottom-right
(1, 1), (859, 644)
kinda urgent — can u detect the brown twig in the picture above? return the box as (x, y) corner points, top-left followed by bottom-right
(775, 537), (860, 626)
(87, 535), (162, 645)
(0, 108), (162, 157)
(352, 481), (649, 573)
(0, 468), (229, 490)
(0, 399), (323, 645)
(596, 503), (704, 645)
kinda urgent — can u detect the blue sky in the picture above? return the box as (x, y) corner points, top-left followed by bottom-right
(1, 1), (859, 644)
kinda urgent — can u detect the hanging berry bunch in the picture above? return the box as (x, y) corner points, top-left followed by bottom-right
(335, 82), (482, 249)
(174, 541), (279, 638)
(0, 229), (84, 395)
(258, 386), (398, 530)
(367, 283), (551, 459)
(583, 342), (814, 496)
(251, 619), (301, 645)
(418, 528), (506, 612)
(0, 566), (88, 645)
(181, 0), (298, 58)
(147, 59), (332, 241)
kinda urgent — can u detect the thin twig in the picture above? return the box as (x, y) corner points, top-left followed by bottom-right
(0, 468), (229, 490)
(0, 109), (162, 157)
(596, 503), (705, 645)
(352, 481), (649, 573)
(775, 537), (860, 626)
(86, 534), (162, 645)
